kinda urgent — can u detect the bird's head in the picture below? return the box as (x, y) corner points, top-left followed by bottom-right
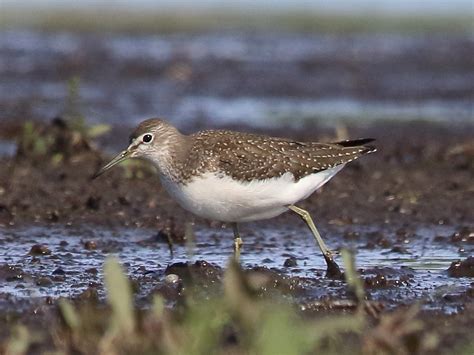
(93, 118), (182, 178)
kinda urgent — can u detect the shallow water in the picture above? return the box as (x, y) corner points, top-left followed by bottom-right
(1, 223), (471, 312)
(0, 140), (16, 157)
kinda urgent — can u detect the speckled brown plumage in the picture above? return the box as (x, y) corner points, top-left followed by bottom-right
(129, 118), (376, 183)
(179, 130), (375, 182)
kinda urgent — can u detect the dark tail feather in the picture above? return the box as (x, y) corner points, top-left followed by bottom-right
(335, 138), (377, 154)
(334, 138), (375, 147)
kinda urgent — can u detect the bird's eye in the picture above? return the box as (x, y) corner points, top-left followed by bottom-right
(142, 134), (153, 143)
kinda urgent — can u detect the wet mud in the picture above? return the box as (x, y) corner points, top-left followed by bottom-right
(0, 30), (473, 352)
(0, 118), (473, 351)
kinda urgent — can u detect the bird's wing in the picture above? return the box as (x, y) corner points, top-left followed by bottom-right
(192, 130), (375, 181)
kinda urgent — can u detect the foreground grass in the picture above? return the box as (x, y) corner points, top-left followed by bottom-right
(2, 9), (472, 34)
(3, 252), (459, 355)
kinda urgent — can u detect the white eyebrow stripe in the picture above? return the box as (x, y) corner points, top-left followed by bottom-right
(129, 138), (142, 149)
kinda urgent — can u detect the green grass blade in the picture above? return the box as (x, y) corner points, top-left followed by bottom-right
(104, 256), (135, 334)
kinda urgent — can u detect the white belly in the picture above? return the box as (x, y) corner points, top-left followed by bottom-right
(159, 165), (344, 223)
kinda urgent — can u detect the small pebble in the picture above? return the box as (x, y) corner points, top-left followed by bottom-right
(165, 274), (180, 284)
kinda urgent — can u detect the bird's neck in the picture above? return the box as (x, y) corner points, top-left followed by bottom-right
(149, 130), (193, 182)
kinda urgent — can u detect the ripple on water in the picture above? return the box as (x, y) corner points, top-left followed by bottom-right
(0, 223), (472, 312)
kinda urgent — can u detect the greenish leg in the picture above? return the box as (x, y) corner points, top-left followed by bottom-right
(232, 223), (243, 259)
(289, 205), (341, 276)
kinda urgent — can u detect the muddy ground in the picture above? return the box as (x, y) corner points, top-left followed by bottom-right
(0, 29), (473, 353)
(0, 118), (473, 353)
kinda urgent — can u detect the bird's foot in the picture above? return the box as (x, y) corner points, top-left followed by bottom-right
(324, 254), (343, 279)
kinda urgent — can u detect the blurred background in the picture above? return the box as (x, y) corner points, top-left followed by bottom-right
(1, 0), (472, 144)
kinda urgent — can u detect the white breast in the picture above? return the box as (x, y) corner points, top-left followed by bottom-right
(159, 165), (344, 223)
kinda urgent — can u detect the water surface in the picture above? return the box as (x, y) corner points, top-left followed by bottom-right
(1, 223), (471, 312)
(1, 30), (472, 129)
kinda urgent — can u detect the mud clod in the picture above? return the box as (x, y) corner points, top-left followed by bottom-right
(36, 276), (53, 286)
(84, 240), (97, 250)
(86, 196), (101, 210)
(451, 227), (474, 244)
(165, 261), (222, 284)
(52, 268), (65, 275)
(283, 256), (298, 267)
(0, 264), (24, 281)
(76, 287), (99, 302)
(29, 244), (51, 256)
(447, 257), (474, 278)
(85, 267), (98, 275)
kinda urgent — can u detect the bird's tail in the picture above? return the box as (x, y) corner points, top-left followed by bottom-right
(334, 138), (377, 154)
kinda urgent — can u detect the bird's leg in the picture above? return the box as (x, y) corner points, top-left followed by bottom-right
(288, 205), (333, 258)
(288, 205), (341, 278)
(232, 223), (243, 259)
